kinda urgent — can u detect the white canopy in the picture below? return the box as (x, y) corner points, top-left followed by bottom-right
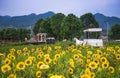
(83, 28), (102, 32)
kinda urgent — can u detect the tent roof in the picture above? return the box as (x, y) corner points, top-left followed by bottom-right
(83, 28), (102, 32)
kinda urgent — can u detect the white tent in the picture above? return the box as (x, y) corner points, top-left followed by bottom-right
(83, 28), (102, 32)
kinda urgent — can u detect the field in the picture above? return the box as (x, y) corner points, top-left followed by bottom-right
(0, 41), (120, 78)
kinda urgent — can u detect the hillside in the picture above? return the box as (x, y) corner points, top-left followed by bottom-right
(0, 11), (55, 29)
(0, 12), (120, 32)
(94, 13), (120, 32)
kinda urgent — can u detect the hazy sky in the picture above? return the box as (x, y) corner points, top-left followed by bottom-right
(0, 0), (120, 17)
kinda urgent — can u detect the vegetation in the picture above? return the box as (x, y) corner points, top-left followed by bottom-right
(110, 24), (120, 40)
(33, 13), (98, 40)
(0, 28), (30, 42)
(0, 42), (120, 78)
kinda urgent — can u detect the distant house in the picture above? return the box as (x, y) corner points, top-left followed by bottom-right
(26, 33), (47, 44)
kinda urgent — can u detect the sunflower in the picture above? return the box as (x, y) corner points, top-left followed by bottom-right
(93, 59), (99, 65)
(7, 74), (16, 78)
(40, 52), (44, 56)
(100, 57), (108, 63)
(79, 59), (83, 65)
(55, 54), (60, 59)
(102, 62), (109, 69)
(40, 64), (49, 70)
(89, 61), (98, 70)
(53, 58), (57, 64)
(37, 61), (44, 68)
(24, 59), (32, 66)
(36, 70), (42, 77)
(68, 67), (74, 74)
(17, 50), (22, 55)
(69, 59), (74, 68)
(109, 66), (115, 73)
(4, 58), (11, 65)
(11, 55), (16, 60)
(73, 54), (79, 60)
(85, 68), (91, 75)
(16, 62), (25, 70)
(23, 47), (28, 51)
(44, 57), (51, 64)
(10, 48), (16, 54)
(116, 54), (120, 60)
(80, 74), (90, 78)
(1, 64), (11, 73)
(7, 53), (12, 59)
(90, 72), (96, 78)
(0, 53), (5, 57)
(50, 75), (64, 78)
(37, 54), (42, 59)
(97, 50), (102, 56)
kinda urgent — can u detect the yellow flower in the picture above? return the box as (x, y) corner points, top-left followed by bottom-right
(80, 74), (90, 78)
(73, 54), (79, 60)
(11, 55), (16, 60)
(44, 57), (51, 64)
(37, 54), (42, 59)
(89, 61), (98, 70)
(69, 59), (74, 68)
(68, 67), (74, 74)
(1, 64), (11, 73)
(50, 75), (64, 78)
(109, 66), (115, 73)
(93, 59), (99, 65)
(36, 70), (42, 77)
(7, 74), (16, 78)
(0, 53), (5, 57)
(37, 61), (44, 68)
(85, 68), (91, 75)
(10, 48), (16, 54)
(53, 58), (57, 64)
(17, 50), (22, 55)
(116, 54), (120, 60)
(16, 62), (25, 70)
(24, 59), (32, 66)
(40, 64), (49, 70)
(4, 58), (11, 65)
(79, 59), (83, 65)
(23, 47), (28, 51)
(90, 72), (96, 78)
(100, 57), (108, 63)
(55, 54), (60, 58)
(102, 62), (109, 69)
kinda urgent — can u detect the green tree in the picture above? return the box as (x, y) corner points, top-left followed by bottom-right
(50, 13), (65, 40)
(61, 14), (82, 40)
(80, 13), (100, 38)
(39, 18), (53, 37)
(33, 19), (44, 35)
(110, 24), (120, 39)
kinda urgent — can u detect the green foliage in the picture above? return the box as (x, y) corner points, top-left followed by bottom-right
(110, 24), (120, 39)
(33, 19), (44, 35)
(61, 14), (82, 40)
(80, 13), (100, 38)
(0, 28), (30, 41)
(39, 18), (53, 37)
(33, 13), (99, 41)
(50, 13), (65, 40)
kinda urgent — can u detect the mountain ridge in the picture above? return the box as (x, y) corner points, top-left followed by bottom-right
(0, 11), (55, 29)
(0, 12), (120, 32)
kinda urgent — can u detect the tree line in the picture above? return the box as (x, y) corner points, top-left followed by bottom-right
(33, 13), (99, 40)
(0, 28), (30, 42)
(0, 13), (119, 42)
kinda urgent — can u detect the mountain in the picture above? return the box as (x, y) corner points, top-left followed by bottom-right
(94, 13), (120, 32)
(0, 11), (55, 29)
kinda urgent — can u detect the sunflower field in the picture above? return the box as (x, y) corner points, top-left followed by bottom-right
(0, 42), (120, 78)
